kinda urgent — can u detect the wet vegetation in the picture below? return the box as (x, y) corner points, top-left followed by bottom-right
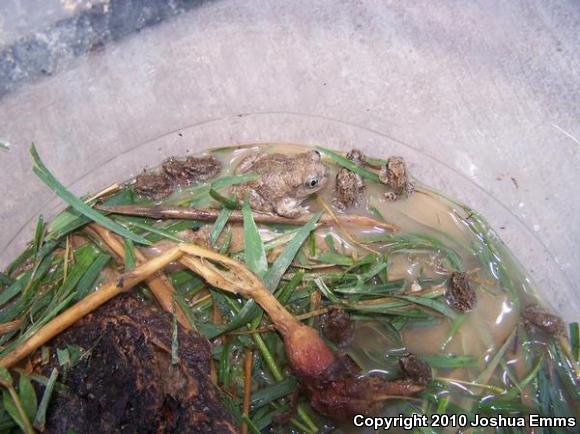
(0, 144), (577, 433)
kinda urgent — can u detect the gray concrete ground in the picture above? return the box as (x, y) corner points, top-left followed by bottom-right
(0, 0), (579, 319)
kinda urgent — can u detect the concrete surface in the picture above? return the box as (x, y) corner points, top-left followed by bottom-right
(0, 0), (579, 319)
(0, 1), (209, 97)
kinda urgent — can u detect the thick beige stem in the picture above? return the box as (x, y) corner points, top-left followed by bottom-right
(87, 224), (191, 330)
(251, 290), (301, 337)
(0, 248), (183, 368)
(0, 242), (305, 369)
(177, 244), (301, 336)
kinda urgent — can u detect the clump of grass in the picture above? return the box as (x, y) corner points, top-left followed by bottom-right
(0, 144), (576, 434)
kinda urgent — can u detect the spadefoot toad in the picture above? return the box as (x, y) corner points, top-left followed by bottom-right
(320, 307), (355, 347)
(399, 353), (432, 385)
(445, 272), (477, 312)
(133, 171), (174, 200)
(379, 156), (415, 201)
(523, 304), (565, 336)
(162, 155), (222, 185)
(231, 150), (328, 218)
(334, 149), (367, 209)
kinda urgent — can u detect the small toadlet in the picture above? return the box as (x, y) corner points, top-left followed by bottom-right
(320, 307), (355, 347)
(399, 353), (433, 385)
(379, 156), (415, 201)
(522, 303), (565, 336)
(133, 171), (173, 201)
(231, 150), (328, 218)
(445, 271), (477, 312)
(162, 155), (222, 186)
(334, 149), (367, 209)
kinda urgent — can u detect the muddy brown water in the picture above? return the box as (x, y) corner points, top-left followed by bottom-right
(119, 143), (574, 433)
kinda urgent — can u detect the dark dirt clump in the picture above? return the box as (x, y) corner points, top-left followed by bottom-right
(36, 294), (237, 434)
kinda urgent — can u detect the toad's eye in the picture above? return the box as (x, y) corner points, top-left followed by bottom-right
(306, 177), (319, 188)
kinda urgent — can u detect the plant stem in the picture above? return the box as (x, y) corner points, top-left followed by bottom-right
(252, 335), (317, 432)
(7, 386), (35, 434)
(233, 307), (332, 335)
(87, 224), (191, 330)
(253, 334), (283, 381)
(241, 349), (253, 434)
(0, 247), (183, 368)
(99, 204), (399, 231)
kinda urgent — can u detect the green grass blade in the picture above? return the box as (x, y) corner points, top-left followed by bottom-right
(549, 341), (580, 400)
(30, 144), (151, 245)
(441, 314), (467, 350)
(204, 299), (259, 339)
(314, 277), (341, 304)
(0, 276), (26, 306)
(316, 251), (353, 266)
(394, 295), (459, 320)
(569, 322), (579, 362)
(54, 244), (100, 302)
(5, 247), (33, 277)
(211, 207), (233, 246)
(0, 272), (14, 287)
(218, 226), (233, 254)
(218, 341), (232, 388)
(33, 368), (58, 431)
(32, 215), (45, 256)
(421, 354), (479, 368)
(474, 398), (534, 415)
(74, 253), (111, 300)
(316, 146), (380, 182)
(3, 389), (33, 434)
(504, 356), (544, 400)
(250, 377), (298, 410)
(211, 173), (260, 190)
(262, 212), (321, 291)
(0, 367), (12, 386)
(123, 239), (136, 271)
(253, 333), (284, 381)
(0, 250), (56, 315)
(243, 199), (268, 278)
(209, 189), (240, 209)
(117, 217), (190, 243)
(324, 233), (337, 252)
(174, 294), (199, 331)
(359, 261), (388, 281)
(18, 375), (37, 421)
(46, 209), (89, 241)
(476, 327), (516, 383)
(241, 415), (261, 434)
(206, 213), (320, 339)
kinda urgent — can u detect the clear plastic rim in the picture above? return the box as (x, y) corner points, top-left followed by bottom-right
(2, 111), (576, 320)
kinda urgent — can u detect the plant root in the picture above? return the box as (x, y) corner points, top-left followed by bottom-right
(0, 243), (423, 422)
